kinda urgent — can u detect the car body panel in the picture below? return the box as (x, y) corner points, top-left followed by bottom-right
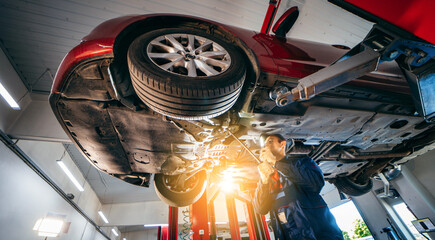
(51, 39), (114, 94)
(342, 0), (435, 45)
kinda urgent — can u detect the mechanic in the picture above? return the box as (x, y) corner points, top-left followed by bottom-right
(253, 134), (344, 240)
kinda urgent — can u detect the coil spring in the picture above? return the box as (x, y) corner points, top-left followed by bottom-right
(179, 209), (193, 240)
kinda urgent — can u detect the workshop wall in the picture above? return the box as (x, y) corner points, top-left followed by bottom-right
(7, 93), (70, 142)
(101, 201), (168, 226)
(391, 150), (435, 239)
(352, 189), (393, 240)
(0, 47), (30, 133)
(0, 140), (108, 239)
(121, 229), (158, 240)
(353, 148), (435, 240)
(16, 140), (103, 223)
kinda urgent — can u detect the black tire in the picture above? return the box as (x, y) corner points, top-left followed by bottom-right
(154, 171), (207, 207)
(333, 177), (373, 196)
(127, 28), (246, 120)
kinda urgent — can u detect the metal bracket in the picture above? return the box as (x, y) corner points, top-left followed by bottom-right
(377, 172), (393, 198)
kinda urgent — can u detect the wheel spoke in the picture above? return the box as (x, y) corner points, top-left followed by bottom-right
(187, 35), (195, 51)
(202, 57), (230, 69)
(195, 59), (219, 76)
(165, 35), (185, 51)
(199, 50), (227, 58)
(148, 52), (183, 60)
(150, 40), (177, 53)
(194, 40), (213, 53)
(187, 60), (197, 77)
(160, 57), (184, 69)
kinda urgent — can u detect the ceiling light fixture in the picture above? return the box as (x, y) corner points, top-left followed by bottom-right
(33, 213), (70, 238)
(144, 224), (168, 228)
(97, 211), (109, 224)
(56, 160), (84, 192)
(0, 81), (20, 110)
(111, 228), (119, 237)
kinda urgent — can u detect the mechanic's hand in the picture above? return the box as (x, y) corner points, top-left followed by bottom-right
(257, 162), (275, 184)
(260, 147), (276, 166)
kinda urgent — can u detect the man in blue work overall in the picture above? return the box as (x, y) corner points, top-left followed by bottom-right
(253, 134), (344, 240)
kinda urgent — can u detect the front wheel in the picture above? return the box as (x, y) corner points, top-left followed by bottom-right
(127, 28), (246, 120)
(154, 171), (207, 207)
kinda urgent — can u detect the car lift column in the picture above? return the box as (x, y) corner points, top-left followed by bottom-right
(190, 187), (271, 240)
(208, 201), (217, 240)
(159, 225), (168, 240)
(168, 206), (178, 240)
(191, 192), (210, 240)
(243, 200), (271, 240)
(261, 215), (271, 240)
(226, 193), (241, 240)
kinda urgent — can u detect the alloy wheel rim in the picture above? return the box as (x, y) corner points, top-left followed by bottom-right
(146, 33), (231, 77)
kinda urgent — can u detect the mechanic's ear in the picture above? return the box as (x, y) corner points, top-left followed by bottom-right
(280, 140), (287, 150)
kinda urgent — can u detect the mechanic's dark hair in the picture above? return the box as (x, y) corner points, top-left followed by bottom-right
(260, 133), (294, 153)
(261, 133), (286, 142)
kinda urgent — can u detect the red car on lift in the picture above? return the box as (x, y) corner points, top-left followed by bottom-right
(50, 0), (435, 206)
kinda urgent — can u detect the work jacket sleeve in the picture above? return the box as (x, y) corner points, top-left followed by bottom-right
(253, 181), (275, 215)
(278, 157), (325, 194)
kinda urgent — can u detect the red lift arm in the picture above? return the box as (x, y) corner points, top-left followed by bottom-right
(260, 0), (281, 34)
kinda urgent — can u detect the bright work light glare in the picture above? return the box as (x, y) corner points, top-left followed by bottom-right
(57, 160), (84, 192)
(219, 179), (236, 193)
(0, 82), (20, 110)
(220, 167), (238, 193)
(98, 211), (109, 224)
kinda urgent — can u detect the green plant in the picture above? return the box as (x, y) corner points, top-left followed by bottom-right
(352, 219), (371, 238)
(342, 231), (351, 240)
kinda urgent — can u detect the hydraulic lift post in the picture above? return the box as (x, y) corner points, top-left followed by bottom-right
(208, 201), (217, 240)
(168, 206), (178, 240)
(225, 194), (241, 240)
(160, 225), (168, 240)
(191, 191), (210, 240)
(243, 200), (271, 240)
(186, 186), (271, 240)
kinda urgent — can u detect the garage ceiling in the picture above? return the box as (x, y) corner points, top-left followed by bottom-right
(0, 0), (269, 93)
(0, 0), (372, 93)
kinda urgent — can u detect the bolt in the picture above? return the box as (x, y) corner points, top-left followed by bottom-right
(279, 98), (288, 106)
(418, 51), (427, 58)
(404, 48), (412, 55)
(185, 53), (195, 59)
(417, 56), (428, 64)
(388, 50), (399, 59)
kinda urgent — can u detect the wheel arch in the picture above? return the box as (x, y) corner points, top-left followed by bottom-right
(112, 15), (260, 94)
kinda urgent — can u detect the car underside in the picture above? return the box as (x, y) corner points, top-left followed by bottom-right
(50, 11), (435, 207)
(50, 53), (435, 206)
